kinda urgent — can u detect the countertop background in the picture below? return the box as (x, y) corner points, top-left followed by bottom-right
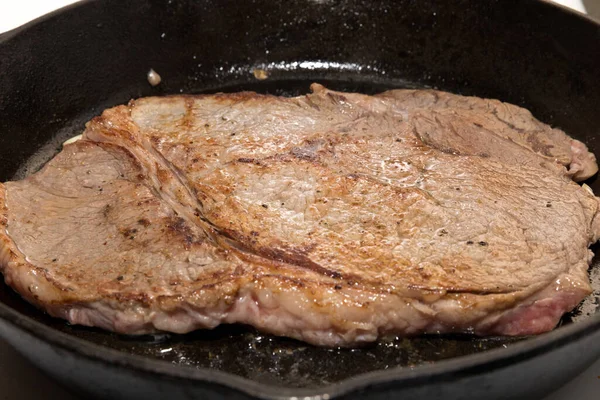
(0, 1), (599, 399)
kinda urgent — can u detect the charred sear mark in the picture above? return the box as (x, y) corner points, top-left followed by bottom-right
(102, 204), (112, 217)
(110, 291), (151, 305)
(262, 246), (343, 280)
(491, 109), (526, 133)
(167, 217), (187, 233)
(167, 217), (202, 248)
(438, 146), (460, 156)
(120, 227), (138, 239)
(237, 157), (261, 165)
(526, 133), (555, 157)
(181, 98), (195, 129)
(218, 228), (343, 280)
(138, 218), (151, 227)
(326, 92), (348, 104)
(304, 96), (321, 111)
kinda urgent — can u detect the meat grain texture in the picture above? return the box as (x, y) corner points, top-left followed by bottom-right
(1, 84), (599, 346)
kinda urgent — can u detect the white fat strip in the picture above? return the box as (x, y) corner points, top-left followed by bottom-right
(63, 134), (83, 146)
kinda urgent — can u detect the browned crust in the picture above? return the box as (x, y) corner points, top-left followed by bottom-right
(0, 86), (596, 345)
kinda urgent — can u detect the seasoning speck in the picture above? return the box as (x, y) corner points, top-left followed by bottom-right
(253, 68), (269, 80)
(147, 69), (162, 86)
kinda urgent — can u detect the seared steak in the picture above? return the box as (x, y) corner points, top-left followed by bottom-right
(1, 84), (598, 346)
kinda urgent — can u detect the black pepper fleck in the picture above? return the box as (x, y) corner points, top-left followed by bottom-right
(117, 275), (124, 281)
(479, 241), (488, 246)
(466, 241), (474, 245)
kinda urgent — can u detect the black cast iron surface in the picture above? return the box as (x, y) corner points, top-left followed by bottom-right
(0, 0), (600, 397)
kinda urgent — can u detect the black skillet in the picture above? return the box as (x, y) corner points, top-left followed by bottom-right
(1, 0), (599, 399)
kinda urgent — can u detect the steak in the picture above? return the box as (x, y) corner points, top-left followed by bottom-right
(1, 84), (599, 346)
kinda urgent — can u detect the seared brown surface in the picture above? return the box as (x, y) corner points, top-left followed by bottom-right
(0, 84), (598, 346)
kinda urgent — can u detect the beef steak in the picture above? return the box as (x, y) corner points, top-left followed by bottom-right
(1, 84), (598, 346)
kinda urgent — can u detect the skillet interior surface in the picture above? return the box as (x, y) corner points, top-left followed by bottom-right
(0, 0), (600, 393)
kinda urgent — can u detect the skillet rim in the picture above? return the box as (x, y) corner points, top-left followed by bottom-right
(1, 0), (600, 398)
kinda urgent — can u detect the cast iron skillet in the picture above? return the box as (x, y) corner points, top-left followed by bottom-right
(0, 0), (599, 399)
